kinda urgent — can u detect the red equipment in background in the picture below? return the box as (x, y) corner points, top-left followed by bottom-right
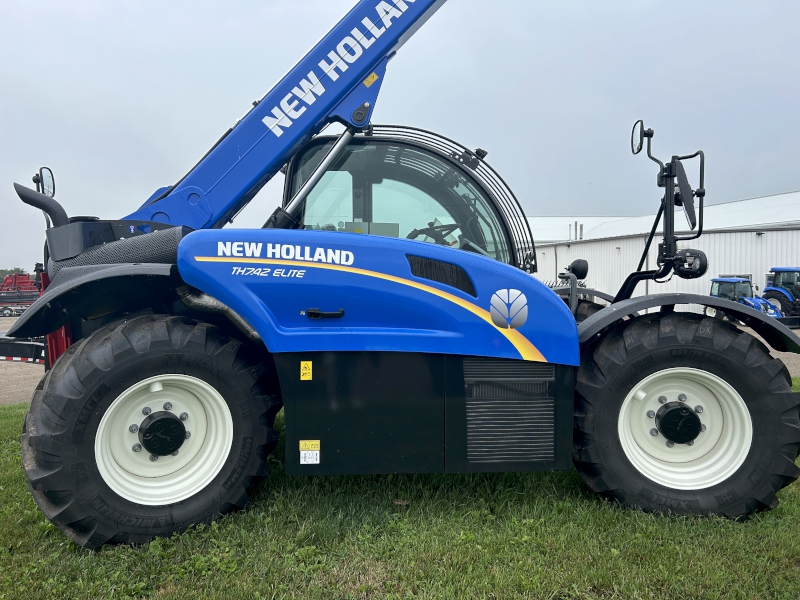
(0, 273), (39, 306)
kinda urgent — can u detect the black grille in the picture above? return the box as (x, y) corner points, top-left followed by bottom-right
(51, 227), (190, 277)
(407, 255), (476, 297)
(463, 357), (555, 463)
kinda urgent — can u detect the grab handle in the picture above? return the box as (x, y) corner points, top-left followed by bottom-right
(306, 308), (345, 319)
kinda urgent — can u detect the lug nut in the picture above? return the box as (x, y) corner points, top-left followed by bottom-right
(666, 440), (675, 448)
(142, 407), (152, 416)
(701, 424), (707, 432)
(149, 454), (158, 462)
(172, 450), (179, 456)
(180, 412), (188, 421)
(687, 440), (695, 446)
(647, 410), (655, 418)
(658, 396), (667, 404)
(694, 405), (704, 414)
(129, 424), (139, 433)
(185, 431), (191, 439)
(649, 428), (659, 436)
(132, 443), (142, 452)
(678, 394), (687, 402)
(163, 402), (173, 411)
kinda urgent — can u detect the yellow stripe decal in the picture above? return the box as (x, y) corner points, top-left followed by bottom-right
(194, 256), (546, 362)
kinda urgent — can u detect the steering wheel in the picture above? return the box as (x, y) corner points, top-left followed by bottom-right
(406, 222), (461, 245)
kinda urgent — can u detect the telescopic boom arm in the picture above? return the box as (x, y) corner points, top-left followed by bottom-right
(124, 0), (446, 230)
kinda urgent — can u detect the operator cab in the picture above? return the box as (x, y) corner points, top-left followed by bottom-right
(710, 277), (752, 302)
(280, 126), (537, 273)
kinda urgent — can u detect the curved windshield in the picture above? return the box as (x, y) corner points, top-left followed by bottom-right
(288, 140), (512, 264)
(712, 281), (752, 300)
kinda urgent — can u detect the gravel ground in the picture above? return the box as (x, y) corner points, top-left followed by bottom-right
(0, 318), (798, 408)
(0, 317), (44, 406)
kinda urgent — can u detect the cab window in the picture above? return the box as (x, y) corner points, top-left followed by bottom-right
(288, 140), (512, 264)
(716, 283), (735, 301)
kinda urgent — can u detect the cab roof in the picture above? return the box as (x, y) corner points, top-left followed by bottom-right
(770, 267), (800, 272)
(712, 277), (750, 283)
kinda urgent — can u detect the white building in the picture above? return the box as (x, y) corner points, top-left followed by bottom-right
(531, 191), (800, 299)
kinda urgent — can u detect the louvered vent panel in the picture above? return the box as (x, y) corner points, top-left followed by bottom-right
(464, 358), (556, 463)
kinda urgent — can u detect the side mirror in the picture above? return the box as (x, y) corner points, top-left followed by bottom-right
(755, 285), (760, 292)
(568, 258), (588, 280)
(631, 120), (644, 155)
(34, 167), (56, 198)
(674, 159), (696, 230)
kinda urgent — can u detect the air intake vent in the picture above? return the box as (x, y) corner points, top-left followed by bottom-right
(407, 255), (476, 297)
(463, 357), (555, 463)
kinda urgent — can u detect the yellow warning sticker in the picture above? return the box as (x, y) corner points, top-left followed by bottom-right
(299, 440), (320, 451)
(363, 72), (379, 88)
(300, 361), (312, 380)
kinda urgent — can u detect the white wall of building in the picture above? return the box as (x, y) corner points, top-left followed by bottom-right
(535, 228), (800, 300)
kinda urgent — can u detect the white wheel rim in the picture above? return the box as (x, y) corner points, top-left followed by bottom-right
(95, 374), (233, 505)
(618, 367), (752, 490)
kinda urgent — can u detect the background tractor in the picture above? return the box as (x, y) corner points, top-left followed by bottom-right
(764, 268), (800, 317)
(704, 276), (781, 320)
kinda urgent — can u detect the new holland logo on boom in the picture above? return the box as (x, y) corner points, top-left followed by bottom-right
(261, 0), (415, 138)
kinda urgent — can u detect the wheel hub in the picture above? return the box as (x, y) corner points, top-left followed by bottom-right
(655, 401), (702, 444)
(138, 411), (186, 456)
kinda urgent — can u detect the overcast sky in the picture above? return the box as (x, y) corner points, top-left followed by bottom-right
(2, 0), (800, 269)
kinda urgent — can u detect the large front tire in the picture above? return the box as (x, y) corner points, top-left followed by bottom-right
(22, 315), (282, 548)
(574, 312), (800, 518)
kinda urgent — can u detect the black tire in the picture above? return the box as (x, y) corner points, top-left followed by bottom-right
(574, 312), (800, 518)
(763, 292), (790, 317)
(575, 299), (605, 323)
(22, 315), (282, 548)
(1, 307), (12, 317)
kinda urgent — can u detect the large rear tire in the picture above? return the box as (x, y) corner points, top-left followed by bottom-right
(22, 315), (282, 548)
(763, 292), (790, 317)
(574, 312), (800, 518)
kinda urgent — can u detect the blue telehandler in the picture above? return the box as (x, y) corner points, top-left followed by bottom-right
(9, 0), (800, 548)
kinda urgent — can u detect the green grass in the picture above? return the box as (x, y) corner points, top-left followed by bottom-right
(0, 382), (799, 599)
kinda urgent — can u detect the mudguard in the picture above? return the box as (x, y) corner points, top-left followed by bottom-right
(578, 293), (800, 353)
(7, 263), (180, 339)
(764, 286), (795, 302)
(177, 230), (579, 365)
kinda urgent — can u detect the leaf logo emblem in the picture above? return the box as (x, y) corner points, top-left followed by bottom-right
(490, 289), (528, 329)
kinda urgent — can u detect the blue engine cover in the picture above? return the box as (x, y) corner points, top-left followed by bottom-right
(177, 230), (579, 366)
(741, 296), (781, 318)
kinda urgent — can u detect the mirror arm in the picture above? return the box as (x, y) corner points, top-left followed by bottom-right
(645, 132), (664, 170)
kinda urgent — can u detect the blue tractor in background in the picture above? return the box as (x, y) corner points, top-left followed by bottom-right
(764, 268), (800, 317)
(705, 277), (781, 320)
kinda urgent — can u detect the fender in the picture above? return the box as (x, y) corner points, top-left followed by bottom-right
(548, 287), (616, 303)
(7, 263), (181, 339)
(764, 286), (795, 302)
(578, 293), (800, 353)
